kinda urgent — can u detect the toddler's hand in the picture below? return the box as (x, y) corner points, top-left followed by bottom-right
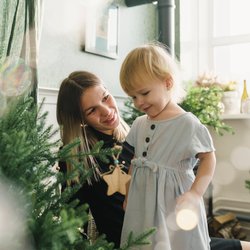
(175, 191), (201, 230)
(175, 190), (201, 215)
(123, 198), (128, 210)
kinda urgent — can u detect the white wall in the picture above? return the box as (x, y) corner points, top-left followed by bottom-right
(209, 119), (250, 213)
(38, 0), (157, 96)
(38, 87), (60, 141)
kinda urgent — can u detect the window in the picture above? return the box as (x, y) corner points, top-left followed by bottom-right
(180, 0), (250, 89)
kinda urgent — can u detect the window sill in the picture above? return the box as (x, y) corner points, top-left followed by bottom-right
(221, 114), (250, 120)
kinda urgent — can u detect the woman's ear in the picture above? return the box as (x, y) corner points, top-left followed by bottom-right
(165, 77), (173, 90)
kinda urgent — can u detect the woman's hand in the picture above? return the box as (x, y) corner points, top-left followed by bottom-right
(123, 196), (128, 210)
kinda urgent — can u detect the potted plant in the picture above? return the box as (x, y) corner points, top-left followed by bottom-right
(180, 72), (234, 135)
(194, 72), (240, 115)
(179, 85), (233, 136)
(220, 80), (240, 114)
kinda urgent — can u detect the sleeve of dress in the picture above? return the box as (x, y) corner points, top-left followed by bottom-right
(191, 123), (216, 157)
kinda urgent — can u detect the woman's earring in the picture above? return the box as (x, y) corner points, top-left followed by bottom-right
(80, 123), (87, 127)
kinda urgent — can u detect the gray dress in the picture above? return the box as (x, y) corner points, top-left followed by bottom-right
(120, 113), (215, 250)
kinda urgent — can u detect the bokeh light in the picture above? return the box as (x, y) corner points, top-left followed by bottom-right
(230, 146), (250, 170)
(0, 179), (34, 250)
(0, 57), (32, 97)
(176, 208), (198, 231)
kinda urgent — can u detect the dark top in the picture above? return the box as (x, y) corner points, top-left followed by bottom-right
(59, 127), (134, 247)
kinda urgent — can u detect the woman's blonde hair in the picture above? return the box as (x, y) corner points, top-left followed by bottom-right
(57, 71), (129, 184)
(120, 42), (186, 103)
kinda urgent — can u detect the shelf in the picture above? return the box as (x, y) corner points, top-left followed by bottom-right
(221, 113), (250, 120)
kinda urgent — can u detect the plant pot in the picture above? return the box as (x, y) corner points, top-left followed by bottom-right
(221, 91), (240, 114)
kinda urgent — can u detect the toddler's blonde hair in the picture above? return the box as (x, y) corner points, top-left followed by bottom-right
(120, 42), (186, 103)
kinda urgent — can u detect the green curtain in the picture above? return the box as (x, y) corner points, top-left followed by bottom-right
(0, 0), (42, 101)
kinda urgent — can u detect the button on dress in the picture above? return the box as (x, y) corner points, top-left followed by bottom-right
(121, 113), (215, 250)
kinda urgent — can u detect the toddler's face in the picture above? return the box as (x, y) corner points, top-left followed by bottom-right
(128, 78), (172, 120)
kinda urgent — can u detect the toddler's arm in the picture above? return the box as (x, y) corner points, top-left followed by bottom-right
(192, 151), (216, 197)
(176, 151), (216, 210)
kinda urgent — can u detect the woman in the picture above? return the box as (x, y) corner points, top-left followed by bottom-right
(57, 71), (133, 248)
(56, 70), (250, 250)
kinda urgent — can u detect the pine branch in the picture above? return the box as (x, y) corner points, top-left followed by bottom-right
(119, 228), (156, 250)
(121, 98), (144, 126)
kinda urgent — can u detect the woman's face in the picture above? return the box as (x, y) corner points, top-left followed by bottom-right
(81, 84), (120, 135)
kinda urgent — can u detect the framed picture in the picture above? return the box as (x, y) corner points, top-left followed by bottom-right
(84, 4), (119, 59)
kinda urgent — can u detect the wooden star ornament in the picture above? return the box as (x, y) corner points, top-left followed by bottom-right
(103, 166), (131, 196)
(102, 145), (131, 196)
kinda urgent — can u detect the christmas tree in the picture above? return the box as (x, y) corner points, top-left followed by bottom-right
(121, 98), (144, 126)
(0, 95), (155, 250)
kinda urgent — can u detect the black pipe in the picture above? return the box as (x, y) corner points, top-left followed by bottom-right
(125, 0), (152, 7)
(158, 0), (175, 55)
(124, 0), (175, 55)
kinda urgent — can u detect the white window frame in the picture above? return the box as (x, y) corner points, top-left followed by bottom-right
(180, 0), (250, 87)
